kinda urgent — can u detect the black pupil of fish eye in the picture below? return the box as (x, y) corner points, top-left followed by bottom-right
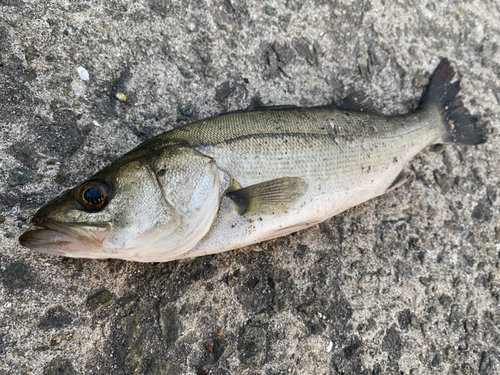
(83, 186), (103, 205)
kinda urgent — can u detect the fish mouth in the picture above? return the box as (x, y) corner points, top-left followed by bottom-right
(19, 217), (111, 258)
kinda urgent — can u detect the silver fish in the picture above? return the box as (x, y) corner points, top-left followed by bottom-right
(19, 59), (485, 262)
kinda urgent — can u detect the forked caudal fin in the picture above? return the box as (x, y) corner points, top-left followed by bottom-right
(420, 58), (486, 145)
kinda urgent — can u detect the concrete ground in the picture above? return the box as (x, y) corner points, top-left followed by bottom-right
(1, 0), (499, 374)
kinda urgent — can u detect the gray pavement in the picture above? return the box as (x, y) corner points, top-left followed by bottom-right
(0, 0), (499, 374)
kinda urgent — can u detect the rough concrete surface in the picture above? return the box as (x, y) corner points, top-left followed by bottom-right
(0, 0), (499, 374)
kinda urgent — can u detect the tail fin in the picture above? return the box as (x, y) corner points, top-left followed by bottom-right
(420, 58), (486, 145)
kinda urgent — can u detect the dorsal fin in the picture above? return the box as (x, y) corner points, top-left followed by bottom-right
(243, 95), (298, 112)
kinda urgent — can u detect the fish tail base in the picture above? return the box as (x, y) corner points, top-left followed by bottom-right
(420, 58), (486, 145)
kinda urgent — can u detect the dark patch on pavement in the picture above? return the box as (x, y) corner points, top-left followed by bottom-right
(87, 289), (115, 310)
(2, 262), (34, 290)
(239, 326), (266, 365)
(158, 303), (181, 345)
(382, 325), (402, 361)
(43, 357), (75, 375)
(34, 110), (85, 158)
(39, 306), (73, 330)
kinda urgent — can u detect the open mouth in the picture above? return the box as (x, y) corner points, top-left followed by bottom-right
(19, 217), (111, 257)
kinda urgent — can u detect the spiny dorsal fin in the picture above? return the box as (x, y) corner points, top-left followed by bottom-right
(226, 177), (308, 216)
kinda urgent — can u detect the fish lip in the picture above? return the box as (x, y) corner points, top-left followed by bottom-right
(20, 216), (112, 255)
(30, 216), (111, 233)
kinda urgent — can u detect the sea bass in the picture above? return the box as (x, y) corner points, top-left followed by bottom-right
(19, 59), (485, 262)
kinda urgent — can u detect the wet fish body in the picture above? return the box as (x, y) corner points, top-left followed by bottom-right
(20, 60), (485, 262)
(167, 107), (440, 260)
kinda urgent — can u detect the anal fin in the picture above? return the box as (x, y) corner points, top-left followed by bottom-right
(226, 177), (308, 216)
(259, 219), (323, 242)
(386, 168), (412, 193)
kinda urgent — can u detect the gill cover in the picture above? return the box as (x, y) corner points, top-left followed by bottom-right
(125, 146), (221, 261)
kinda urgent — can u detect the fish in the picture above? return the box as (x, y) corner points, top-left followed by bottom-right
(19, 59), (485, 262)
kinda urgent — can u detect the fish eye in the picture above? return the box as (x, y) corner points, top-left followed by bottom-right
(77, 180), (111, 210)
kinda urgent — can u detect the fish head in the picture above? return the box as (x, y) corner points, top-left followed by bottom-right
(20, 146), (222, 261)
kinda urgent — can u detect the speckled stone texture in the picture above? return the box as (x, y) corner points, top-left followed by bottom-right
(1, 1), (499, 374)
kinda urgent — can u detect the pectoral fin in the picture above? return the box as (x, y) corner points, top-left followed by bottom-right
(226, 177), (308, 216)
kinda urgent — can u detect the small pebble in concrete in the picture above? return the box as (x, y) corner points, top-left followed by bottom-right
(77, 66), (89, 81)
(115, 92), (127, 102)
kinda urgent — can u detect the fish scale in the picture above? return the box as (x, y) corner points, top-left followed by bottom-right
(161, 108), (441, 186)
(165, 108), (446, 260)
